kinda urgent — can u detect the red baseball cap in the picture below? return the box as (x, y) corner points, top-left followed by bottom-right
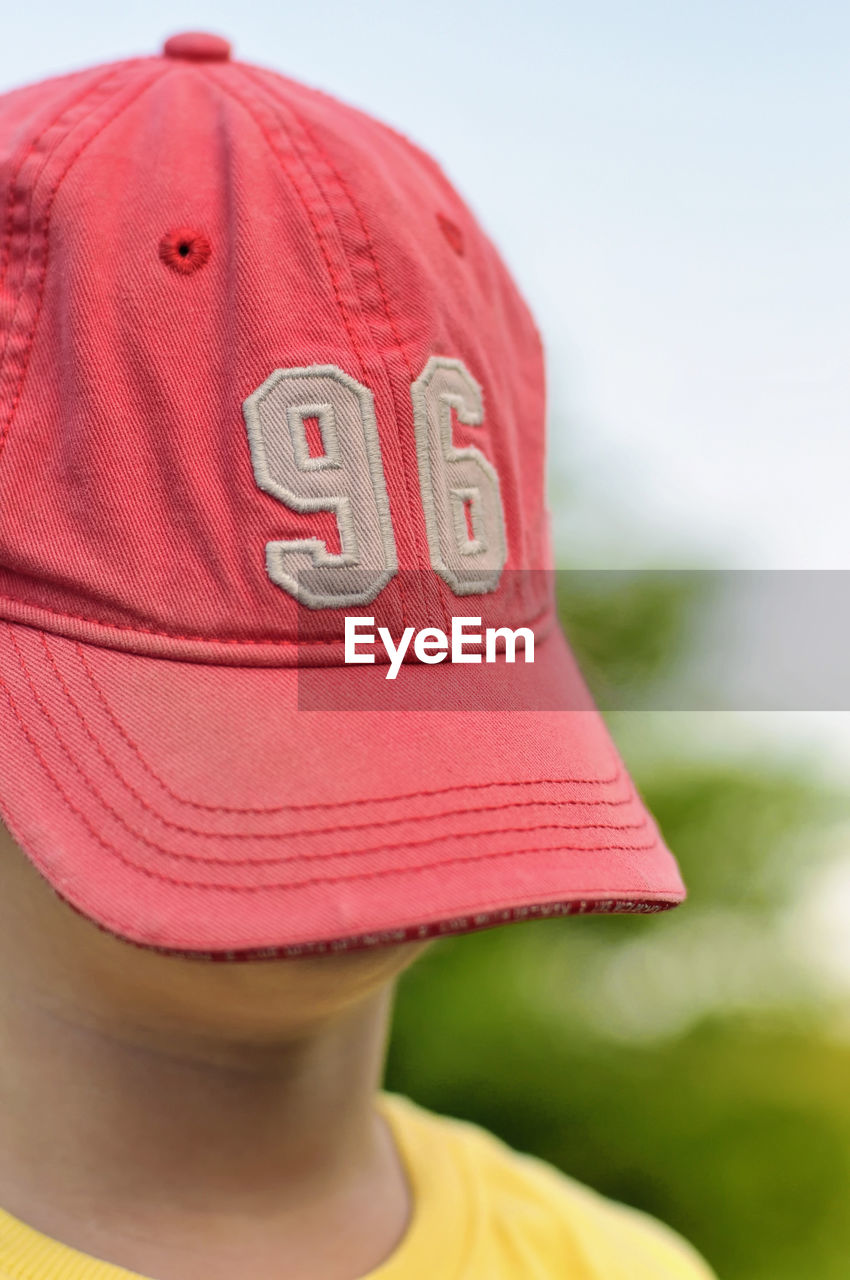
(0, 33), (685, 957)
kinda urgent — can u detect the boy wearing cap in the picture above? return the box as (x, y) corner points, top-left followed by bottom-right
(0, 32), (715, 1280)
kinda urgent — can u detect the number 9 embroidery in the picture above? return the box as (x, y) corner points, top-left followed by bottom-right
(243, 358), (507, 609)
(243, 366), (397, 609)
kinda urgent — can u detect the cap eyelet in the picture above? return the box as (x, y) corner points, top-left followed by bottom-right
(159, 227), (212, 275)
(436, 213), (464, 257)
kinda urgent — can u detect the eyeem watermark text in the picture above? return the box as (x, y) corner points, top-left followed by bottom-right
(345, 616), (535, 680)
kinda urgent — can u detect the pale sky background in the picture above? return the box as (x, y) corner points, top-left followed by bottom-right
(0, 2), (848, 989)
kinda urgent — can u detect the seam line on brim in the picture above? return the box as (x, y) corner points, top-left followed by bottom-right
(1, 657), (661, 895)
(0, 597), (555, 661)
(73, 633), (609, 815)
(41, 633), (636, 836)
(10, 627), (649, 869)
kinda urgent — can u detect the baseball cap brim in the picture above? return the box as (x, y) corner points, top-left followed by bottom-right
(0, 618), (685, 956)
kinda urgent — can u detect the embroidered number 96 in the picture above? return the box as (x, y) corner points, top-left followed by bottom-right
(243, 358), (507, 609)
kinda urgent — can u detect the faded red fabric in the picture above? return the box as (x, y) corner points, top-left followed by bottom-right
(0, 42), (685, 954)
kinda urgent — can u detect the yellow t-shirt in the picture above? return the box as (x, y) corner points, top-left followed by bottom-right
(0, 1090), (716, 1279)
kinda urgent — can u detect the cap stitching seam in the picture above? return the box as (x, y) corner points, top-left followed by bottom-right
(74, 637), (626, 815)
(9, 624), (651, 866)
(0, 66), (131, 409)
(239, 65), (441, 622)
(198, 66), (414, 612)
(54, 629), (629, 819)
(292, 88), (451, 630)
(40, 630), (639, 840)
(204, 67), (368, 378)
(0, 591), (553, 652)
(0, 65), (172, 471)
(1, 658), (660, 899)
(0, 65), (127, 304)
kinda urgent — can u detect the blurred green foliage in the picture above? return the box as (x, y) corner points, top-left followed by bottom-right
(556, 569), (705, 704)
(385, 567), (850, 1280)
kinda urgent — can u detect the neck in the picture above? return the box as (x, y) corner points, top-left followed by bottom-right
(0, 981), (394, 1208)
(0, 837), (416, 1280)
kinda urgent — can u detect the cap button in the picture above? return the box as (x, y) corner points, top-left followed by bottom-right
(162, 32), (232, 62)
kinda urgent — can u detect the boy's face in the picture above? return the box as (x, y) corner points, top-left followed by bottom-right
(0, 819), (429, 1050)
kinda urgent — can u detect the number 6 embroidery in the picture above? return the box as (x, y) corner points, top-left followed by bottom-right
(412, 357), (507, 597)
(243, 357), (507, 609)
